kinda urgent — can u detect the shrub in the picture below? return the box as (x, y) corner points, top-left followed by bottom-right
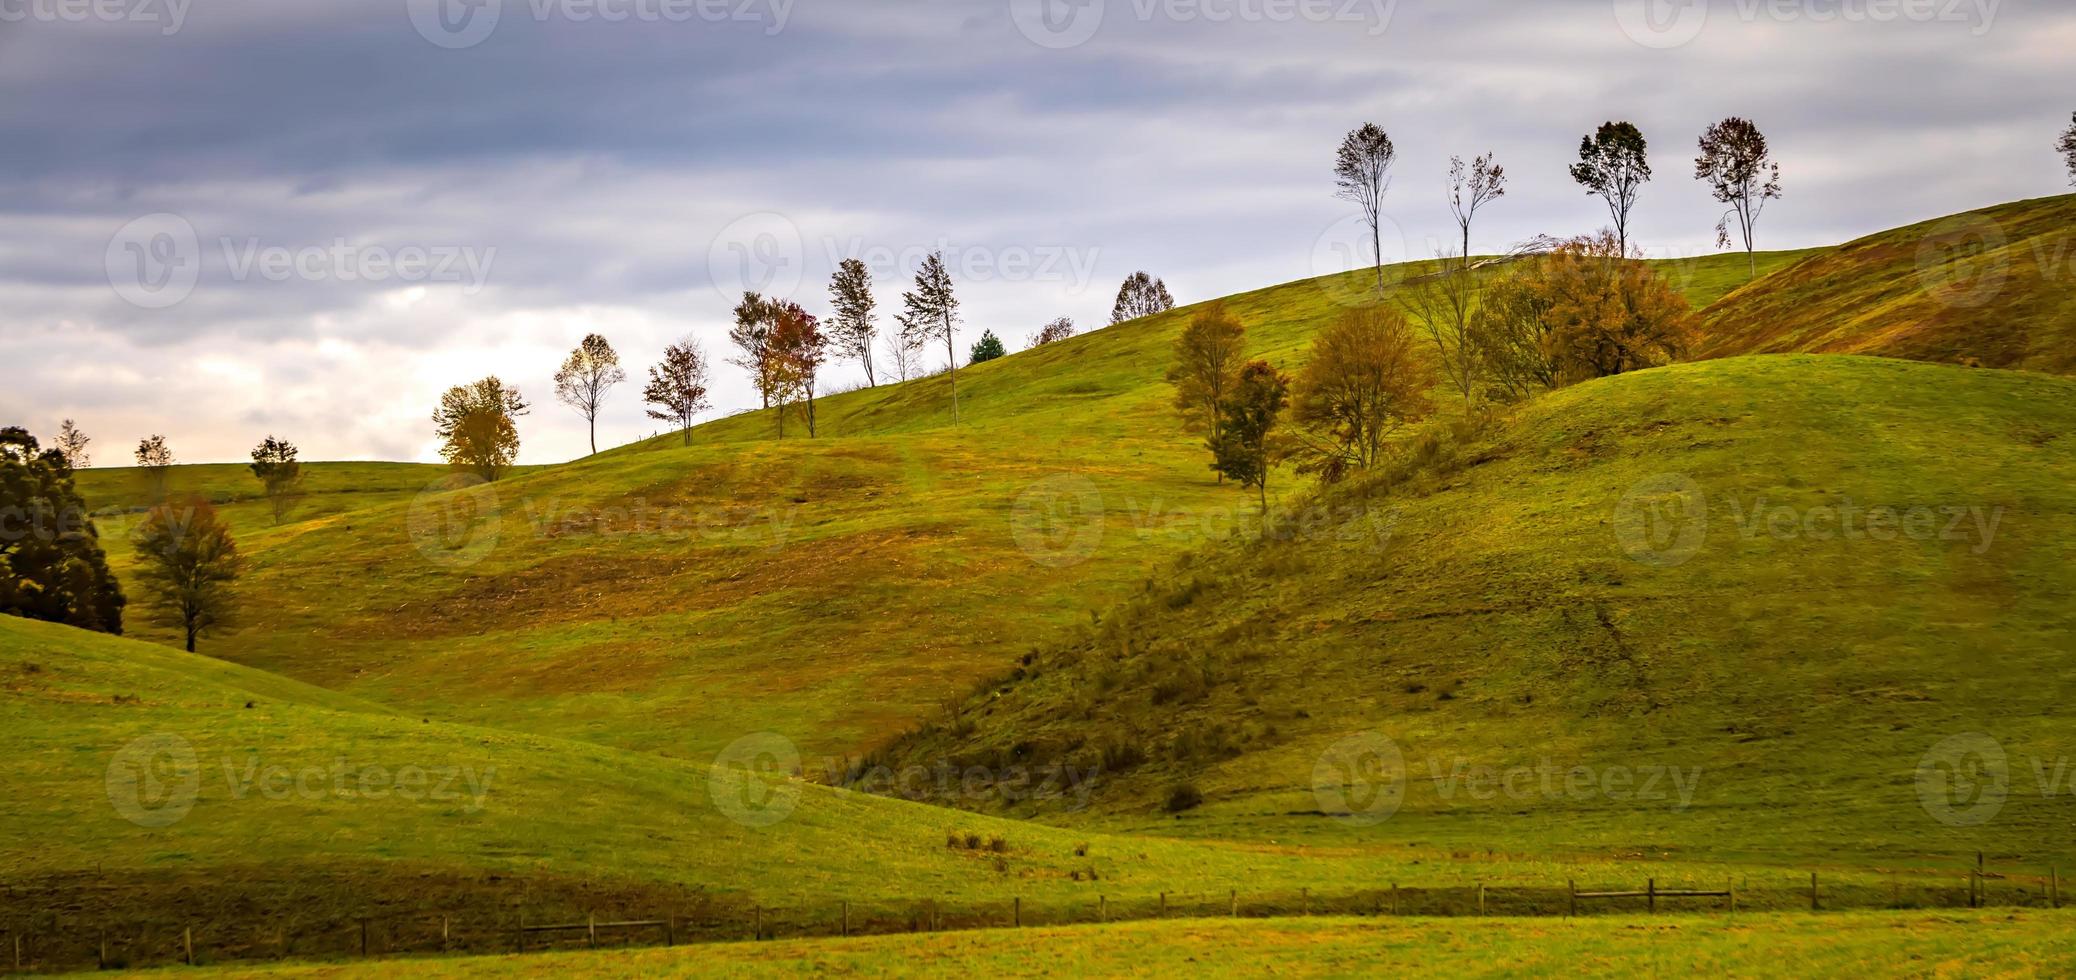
(1164, 783), (1204, 813)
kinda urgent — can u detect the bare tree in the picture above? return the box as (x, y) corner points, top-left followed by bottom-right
(1695, 117), (1783, 279)
(54, 419), (90, 469)
(1028, 317), (1076, 348)
(882, 328), (922, 382)
(1570, 121), (1652, 255)
(553, 333), (626, 455)
(1334, 123), (1398, 294)
(2057, 112), (2075, 186)
(828, 257), (878, 386)
(897, 251), (962, 421)
(643, 338), (712, 445)
(1398, 249), (1482, 412)
(1447, 153), (1506, 268)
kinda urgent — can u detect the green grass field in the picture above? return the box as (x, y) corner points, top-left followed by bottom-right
(61, 248), (1806, 763)
(1698, 194), (2076, 372)
(878, 355), (2076, 867)
(180, 911), (2076, 978)
(10, 197), (2075, 972)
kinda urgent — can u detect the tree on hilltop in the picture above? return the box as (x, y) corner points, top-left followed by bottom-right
(1695, 117), (1783, 279)
(1570, 121), (1652, 255)
(553, 333), (626, 456)
(766, 301), (828, 438)
(969, 330), (1006, 364)
(2058, 112), (2076, 186)
(1028, 317), (1076, 348)
(433, 377), (528, 482)
(729, 292), (779, 410)
(54, 419), (90, 469)
(134, 434), (174, 503)
(828, 258), (879, 387)
(898, 251), (963, 421)
(643, 338), (712, 446)
(1334, 123), (1398, 294)
(1110, 272), (1175, 325)
(248, 434), (302, 525)
(1446, 153), (1506, 267)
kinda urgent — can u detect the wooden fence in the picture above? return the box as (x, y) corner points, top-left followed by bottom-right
(1, 860), (2068, 974)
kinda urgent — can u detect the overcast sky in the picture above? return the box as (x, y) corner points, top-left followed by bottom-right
(5, 0), (2071, 465)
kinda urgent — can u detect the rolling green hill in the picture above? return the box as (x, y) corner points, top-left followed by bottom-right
(69, 251), (1796, 764)
(1697, 195), (2076, 372)
(871, 355), (2076, 867)
(8, 611), (1896, 970)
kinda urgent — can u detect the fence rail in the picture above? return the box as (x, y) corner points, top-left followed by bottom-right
(1, 860), (2066, 974)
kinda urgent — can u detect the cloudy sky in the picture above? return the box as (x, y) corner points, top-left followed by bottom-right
(5, 0), (2071, 465)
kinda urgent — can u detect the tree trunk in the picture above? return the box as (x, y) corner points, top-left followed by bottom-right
(944, 317), (960, 423)
(862, 353), (875, 388)
(588, 418), (597, 456)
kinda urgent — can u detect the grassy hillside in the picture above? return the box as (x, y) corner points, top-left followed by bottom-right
(872, 355), (2076, 868)
(71, 252), (1796, 762)
(186, 911), (2076, 978)
(10, 611), (1943, 970)
(1697, 195), (2076, 372)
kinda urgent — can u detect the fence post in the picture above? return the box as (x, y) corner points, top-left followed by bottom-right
(1479, 882), (1486, 916)
(185, 926), (195, 966)
(588, 912), (597, 949)
(1230, 889), (1238, 918)
(1810, 872), (1820, 911)
(841, 902), (849, 938)
(667, 915), (677, 946)
(1301, 888), (1309, 916)
(1647, 878), (1656, 915)
(2052, 867), (2061, 910)
(754, 907), (763, 941)
(1392, 883), (1400, 916)
(359, 919), (369, 957)
(517, 915), (525, 953)
(1014, 897), (1022, 928)
(99, 926), (108, 970)
(1568, 880), (1576, 918)
(441, 916), (450, 953)
(1728, 879), (1736, 917)
(1099, 895), (1107, 924)
(1159, 892), (1167, 918)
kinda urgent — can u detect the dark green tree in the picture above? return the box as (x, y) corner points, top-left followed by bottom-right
(248, 434), (302, 524)
(1570, 121), (1652, 255)
(0, 427), (124, 634)
(1208, 361), (1292, 513)
(968, 330), (1006, 364)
